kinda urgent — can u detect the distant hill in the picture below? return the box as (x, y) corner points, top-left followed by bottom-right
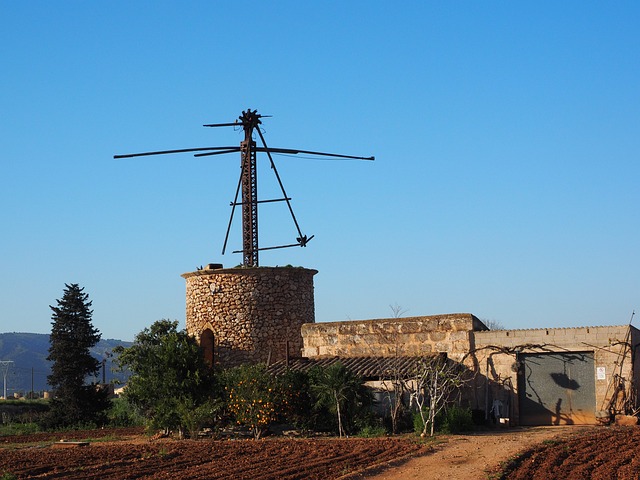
(0, 333), (132, 397)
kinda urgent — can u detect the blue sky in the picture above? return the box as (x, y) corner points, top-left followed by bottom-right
(1, 2), (638, 341)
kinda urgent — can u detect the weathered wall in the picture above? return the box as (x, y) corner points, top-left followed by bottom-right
(467, 325), (638, 425)
(183, 266), (317, 368)
(302, 316), (637, 425)
(302, 313), (485, 361)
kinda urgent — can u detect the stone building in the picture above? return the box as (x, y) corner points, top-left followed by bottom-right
(182, 266), (639, 426)
(300, 314), (640, 426)
(471, 325), (640, 425)
(182, 265), (316, 368)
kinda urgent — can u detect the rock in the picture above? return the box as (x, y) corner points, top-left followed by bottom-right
(614, 415), (638, 426)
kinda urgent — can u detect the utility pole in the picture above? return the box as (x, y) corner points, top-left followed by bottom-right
(0, 361), (14, 400)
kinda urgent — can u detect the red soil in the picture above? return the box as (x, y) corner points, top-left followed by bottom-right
(499, 426), (640, 480)
(3, 426), (638, 479)
(0, 428), (428, 480)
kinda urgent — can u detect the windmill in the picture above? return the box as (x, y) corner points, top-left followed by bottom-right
(115, 109), (374, 267)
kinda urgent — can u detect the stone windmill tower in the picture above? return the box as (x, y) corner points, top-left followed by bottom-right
(116, 109), (372, 368)
(182, 265), (317, 367)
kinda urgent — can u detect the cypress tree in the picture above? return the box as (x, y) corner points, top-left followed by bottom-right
(43, 283), (109, 428)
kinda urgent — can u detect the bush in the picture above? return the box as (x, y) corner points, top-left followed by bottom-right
(176, 397), (223, 439)
(357, 424), (387, 438)
(440, 405), (474, 434)
(0, 422), (40, 436)
(274, 370), (313, 430)
(0, 400), (49, 428)
(413, 405), (473, 435)
(382, 409), (413, 434)
(223, 364), (279, 439)
(308, 363), (373, 438)
(107, 398), (144, 427)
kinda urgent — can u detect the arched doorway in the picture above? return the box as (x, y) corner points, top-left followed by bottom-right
(200, 329), (214, 367)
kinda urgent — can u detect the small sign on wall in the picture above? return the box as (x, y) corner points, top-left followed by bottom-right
(597, 366), (606, 380)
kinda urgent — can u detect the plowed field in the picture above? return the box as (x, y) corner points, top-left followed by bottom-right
(500, 426), (640, 480)
(0, 428), (429, 479)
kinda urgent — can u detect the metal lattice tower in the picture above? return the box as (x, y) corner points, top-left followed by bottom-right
(240, 110), (261, 266)
(115, 108), (374, 267)
(0, 361), (14, 400)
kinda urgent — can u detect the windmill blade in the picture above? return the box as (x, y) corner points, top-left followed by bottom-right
(255, 147), (374, 161)
(114, 146), (239, 159)
(193, 148), (240, 158)
(232, 240), (311, 254)
(203, 122), (241, 128)
(203, 114), (271, 129)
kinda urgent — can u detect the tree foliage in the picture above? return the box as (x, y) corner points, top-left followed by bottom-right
(114, 319), (218, 436)
(223, 364), (278, 439)
(310, 362), (371, 438)
(276, 369), (314, 430)
(44, 283), (109, 429)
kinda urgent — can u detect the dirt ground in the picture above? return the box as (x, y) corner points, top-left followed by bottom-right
(360, 425), (590, 480)
(2, 425), (636, 479)
(0, 428), (427, 480)
(497, 426), (640, 480)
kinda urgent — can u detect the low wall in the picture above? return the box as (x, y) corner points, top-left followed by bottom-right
(302, 313), (485, 361)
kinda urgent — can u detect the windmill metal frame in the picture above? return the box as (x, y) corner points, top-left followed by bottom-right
(115, 109), (374, 267)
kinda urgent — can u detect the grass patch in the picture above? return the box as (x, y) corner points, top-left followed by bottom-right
(0, 423), (41, 437)
(357, 425), (388, 438)
(542, 438), (560, 446)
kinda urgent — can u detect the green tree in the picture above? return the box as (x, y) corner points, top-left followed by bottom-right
(310, 363), (371, 438)
(114, 319), (218, 437)
(275, 369), (313, 430)
(44, 283), (110, 429)
(223, 364), (278, 440)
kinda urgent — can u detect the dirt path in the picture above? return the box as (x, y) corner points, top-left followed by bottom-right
(361, 426), (594, 480)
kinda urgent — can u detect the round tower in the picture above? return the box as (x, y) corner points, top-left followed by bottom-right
(182, 265), (317, 368)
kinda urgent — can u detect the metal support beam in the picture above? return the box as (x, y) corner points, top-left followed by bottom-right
(239, 109), (262, 267)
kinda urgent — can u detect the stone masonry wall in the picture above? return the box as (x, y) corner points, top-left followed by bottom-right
(301, 313), (485, 362)
(303, 316), (637, 425)
(468, 325), (637, 425)
(182, 266), (317, 368)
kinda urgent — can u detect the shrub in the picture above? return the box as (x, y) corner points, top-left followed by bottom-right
(107, 397), (144, 427)
(176, 397), (223, 439)
(413, 408), (443, 436)
(308, 363), (373, 438)
(114, 320), (220, 436)
(274, 370), (313, 430)
(357, 424), (387, 438)
(382, 409), (413, 434)
(223, 364), (278, 440)
(440, 405), (474, 434)
(0, 422), (40, 436)
(413, 405), (473, 435)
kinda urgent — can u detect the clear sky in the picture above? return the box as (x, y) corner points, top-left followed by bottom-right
(1, 2), (638, 341)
